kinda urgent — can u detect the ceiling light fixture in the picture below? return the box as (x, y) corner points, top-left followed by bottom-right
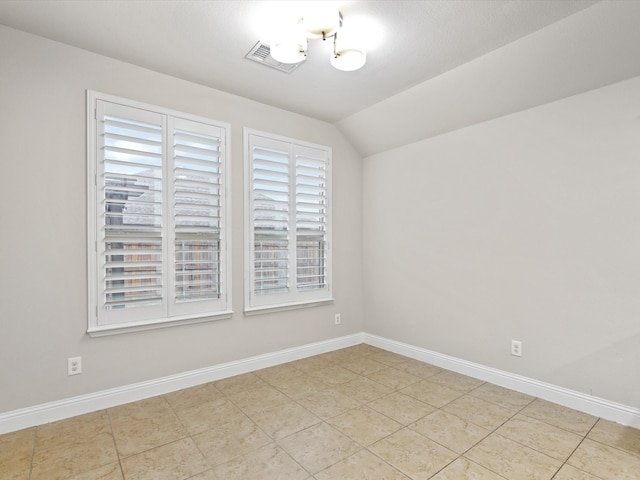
(269, 6), (366, 72)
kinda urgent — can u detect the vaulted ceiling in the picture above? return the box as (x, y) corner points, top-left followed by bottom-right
(1, 0), (639, 156)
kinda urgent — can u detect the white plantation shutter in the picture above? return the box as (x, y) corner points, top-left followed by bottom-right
(98, 102), (165, 325)
(295, 146), (328, 292)
(251, 138), (291, 296)
(171, 118), (224, 314)
(245, 130), (332, 311)
(88, 92), (230, 334)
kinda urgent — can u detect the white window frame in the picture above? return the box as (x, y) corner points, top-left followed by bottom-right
(87, 91), (232, 336)
(244, 128), (333, 314)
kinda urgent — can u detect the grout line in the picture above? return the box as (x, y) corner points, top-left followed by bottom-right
(549, 421), (603, 480)
(27, 425), (36, 480)
(104, 408), (127, 480)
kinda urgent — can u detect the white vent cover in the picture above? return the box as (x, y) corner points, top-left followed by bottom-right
(245, 41), (304, 73)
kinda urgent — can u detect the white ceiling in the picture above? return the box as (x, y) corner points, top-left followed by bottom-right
(0, 0), (600, 123)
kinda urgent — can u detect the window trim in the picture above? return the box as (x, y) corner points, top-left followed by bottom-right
(243, 128), (333, 314)
(87, 91), (232, 336)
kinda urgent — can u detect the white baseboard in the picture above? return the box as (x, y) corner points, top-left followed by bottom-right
(0, 333), (363, 435)
(2, 332), (639, 435)
(363, 333), (640, 429)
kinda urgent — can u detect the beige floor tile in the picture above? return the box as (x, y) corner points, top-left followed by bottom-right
(174, 396), (246, 436)
(496, 414), (583, 461)
(31, 411), (118, 480)
(254, 362), (305, 385)
(588, 419), (640, 456)
(553, 464), (602, 480)
(352, 344), (386, 356)
(163, 383), (224, 411)
(226, 384), (290, 415)
(308, 364), (361, 385)
(109, 398), (187, 458)
(185, 470), (218, 480)
(30, 431), (118, 480)
(290, 355), (334, 373)
(367, 350), (410, 366)
(248, 400), (321, 439)
(320, 346), (369, 363)
(120, 437), (209, 480)
(213, 443), (308, 480)
(442, 394), (515, 430)
(214, 372), (268, 396)
(395, 359), (443, 379)
(192, 414), (271, 466)
(328, 405), (403, 446)
(69, 462), (123, 480)
(470, 383), (535, 411)
(410, 409), (491, 454)
(279, 422), (361, 473)
(368, 392), (435, 425)
(369, 428), (457, 479)
(314, 449), (410, 480)
(270, 373), (329, 399)
(428, 370), (486, 393)
(567, 438), (640, 479)
(0, 427), (35, 480)
(108, 397), (171, 422)
(400, 380), (464, 408)
(36, 410), (111, 447)
(111, 417), (187, 459)
(331, 376), (393, 403)
(342, 356), (388, 376)
(429, 457), (505, 480)
(465, 433), (562, 480)
(520, 399), (598, 436)
(366, 366), (422, 390)
(296, 388), (362, 419)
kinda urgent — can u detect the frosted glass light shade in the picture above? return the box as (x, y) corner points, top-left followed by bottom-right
(299, 6), (342, 39)
(331, 48), (366, 71)
(270, 37), (307, 64)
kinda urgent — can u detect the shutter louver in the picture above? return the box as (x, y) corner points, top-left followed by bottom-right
(102, 113), (163, 311)
(173, 126), (223, 303)
(252, 144), (290, 295)
(295, 150), (328, 292)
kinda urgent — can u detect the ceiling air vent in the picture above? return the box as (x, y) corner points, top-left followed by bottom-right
(245, 41), (303, 73)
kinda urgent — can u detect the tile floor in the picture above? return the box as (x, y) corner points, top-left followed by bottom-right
(2, 344), (640, 479)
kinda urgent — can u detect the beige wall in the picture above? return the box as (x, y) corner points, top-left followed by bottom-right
(0, 26), (364, 413)
(363, 76), (640, 407)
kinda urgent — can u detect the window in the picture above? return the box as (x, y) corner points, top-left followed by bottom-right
(244, 129), (332, 312)
(87, 91), (231, 335)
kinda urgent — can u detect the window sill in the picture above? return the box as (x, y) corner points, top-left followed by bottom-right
(244, 299), (334, 316)
(87, 310), (234, 337)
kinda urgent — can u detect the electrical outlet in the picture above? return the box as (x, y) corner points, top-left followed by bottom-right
(334, 313), (341, 325)
(68, 356), (82, 375)
(511, 340), (522, 357)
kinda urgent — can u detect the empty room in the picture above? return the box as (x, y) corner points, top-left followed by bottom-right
(1, 1), (639, 479)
